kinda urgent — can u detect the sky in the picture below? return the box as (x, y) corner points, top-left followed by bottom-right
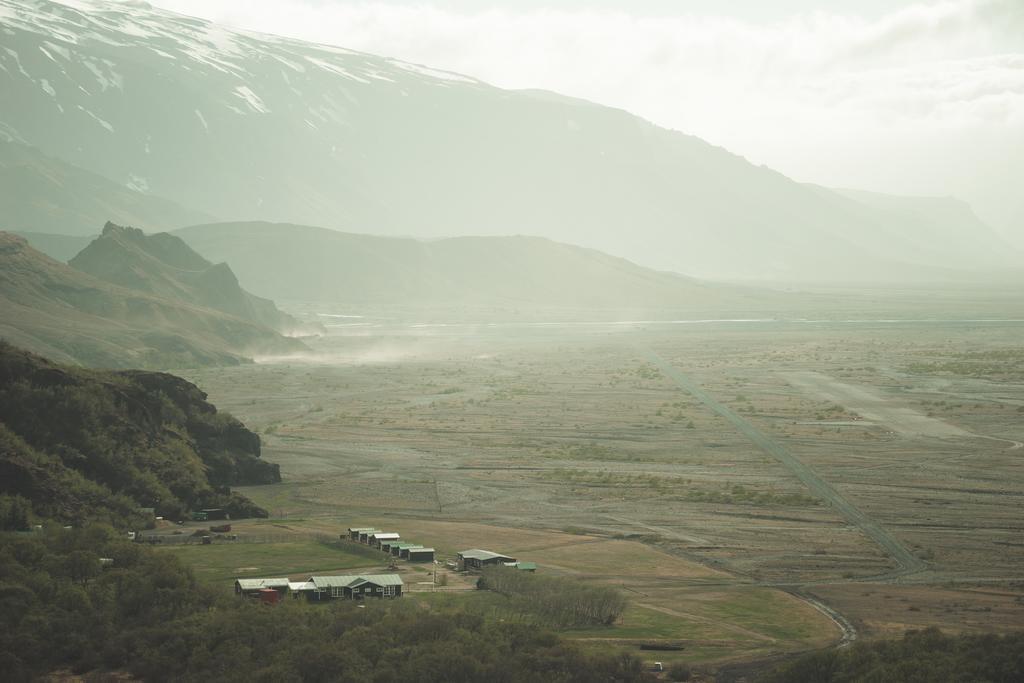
(149, 0), (1024, 243)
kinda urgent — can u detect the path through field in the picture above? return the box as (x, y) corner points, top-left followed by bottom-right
(640, 348), (925, 576)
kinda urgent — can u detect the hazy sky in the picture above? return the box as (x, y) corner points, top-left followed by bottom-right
(150, 0), (1024, 242)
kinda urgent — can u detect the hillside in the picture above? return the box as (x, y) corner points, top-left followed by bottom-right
(71, 222), (304, 333)
(12, 229), (93, 262)
(174, 221), (774, 311)
(0, 231), (305, 368)
(0, 139), (214, 235)
(0, 0), (1017, 282)
(0, 341), (277, 525)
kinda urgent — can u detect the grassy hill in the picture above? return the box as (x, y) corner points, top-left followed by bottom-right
(175, 221), (776, 312)
(0, 341), (277, 525)
(0, 231), (305, 369)
(71, 222), (306, 334)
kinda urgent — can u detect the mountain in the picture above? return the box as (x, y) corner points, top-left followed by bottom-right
(0, 139), (215, 235)
(0, 0), (1018, 281)
(70, 221), (305, 333)
(0, 340), (276, 525)
(174, 221), (774, 311)
(818, 187), (1015, 272)
(0, 231), (304, 368)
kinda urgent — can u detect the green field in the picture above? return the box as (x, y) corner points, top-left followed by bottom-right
(157, 539), (384, 586)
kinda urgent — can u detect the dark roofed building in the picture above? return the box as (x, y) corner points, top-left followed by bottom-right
(457, 549), (517, 571)
(398, 544), (424, 559)
(407, 547), (435, 563)
(306, 574), (403, 601)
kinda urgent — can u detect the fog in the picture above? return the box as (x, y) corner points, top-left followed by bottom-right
(3, 1), (1024, 678)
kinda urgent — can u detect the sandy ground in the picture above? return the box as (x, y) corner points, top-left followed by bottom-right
(183, 315), (1024, 670)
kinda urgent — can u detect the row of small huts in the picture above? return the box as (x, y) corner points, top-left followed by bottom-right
(346, 527), (435, 563)
(347, 526), (536, 572)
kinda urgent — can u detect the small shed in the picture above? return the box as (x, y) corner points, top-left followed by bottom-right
(369, 532), (400, 548)
(358, 529), (381, 544)
(390, 543), (415, 557)
(398, 544), (425, 559)
(457, 549), (517, 571)
(235, 577), (290, 597)
(347, 527), (375, 541)
(406, 547), (435, 563)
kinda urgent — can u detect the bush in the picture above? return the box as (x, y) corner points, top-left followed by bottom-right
(668, 662), (691, 681)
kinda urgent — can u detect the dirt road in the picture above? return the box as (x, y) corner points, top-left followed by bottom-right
(640, 348), (925, 575)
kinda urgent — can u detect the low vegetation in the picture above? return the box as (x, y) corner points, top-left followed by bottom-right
(762, 627), (1024, 683)
(0, 525), (654, 683)
(478, 565), (627, 627)
(539, 469), (818, 507)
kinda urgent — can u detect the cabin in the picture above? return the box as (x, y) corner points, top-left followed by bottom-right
(457, 549), (517, 571)
(379, 540), (399, 553)
(347, 527), (375, 541)
(369, 532), (400, 548)
(235, 577), (290, 597)
(390, 543), (415, 557)
(399, 544), (424, 559)
(358, 529), (381, 544)
(407, 547), (435, 563)
(306, 574), (403, 601)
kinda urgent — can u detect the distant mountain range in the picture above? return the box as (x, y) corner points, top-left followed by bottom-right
(1, 0), (1018, 282)
(0, 225), (305, 368)
(172, 221), (776, 311)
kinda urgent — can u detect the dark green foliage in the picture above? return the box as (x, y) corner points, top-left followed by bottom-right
(479, 565), (628, 627)
(761, 628), (1024, 683)
(0, 494), (32, 531)
(667, 662), (691, 681)
(0, 342), (276, 523)
(0, 527), (654, 683)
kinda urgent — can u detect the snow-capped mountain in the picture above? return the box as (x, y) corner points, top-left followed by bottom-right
(0, 0), (1016, 281)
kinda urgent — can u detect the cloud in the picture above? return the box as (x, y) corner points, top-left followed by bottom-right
(147, 0), (1023, 235)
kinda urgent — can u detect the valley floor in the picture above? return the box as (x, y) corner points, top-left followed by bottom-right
(175, 312), (1024, 675)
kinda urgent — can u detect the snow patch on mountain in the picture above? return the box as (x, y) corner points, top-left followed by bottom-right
(125, 172), (148, 193)
(81, 57), (122, 90)
(389, 61), (477, 84)
(75, 104), (113, 132)
(233, 85), (269, 113)
(306, 56), (370, 84)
